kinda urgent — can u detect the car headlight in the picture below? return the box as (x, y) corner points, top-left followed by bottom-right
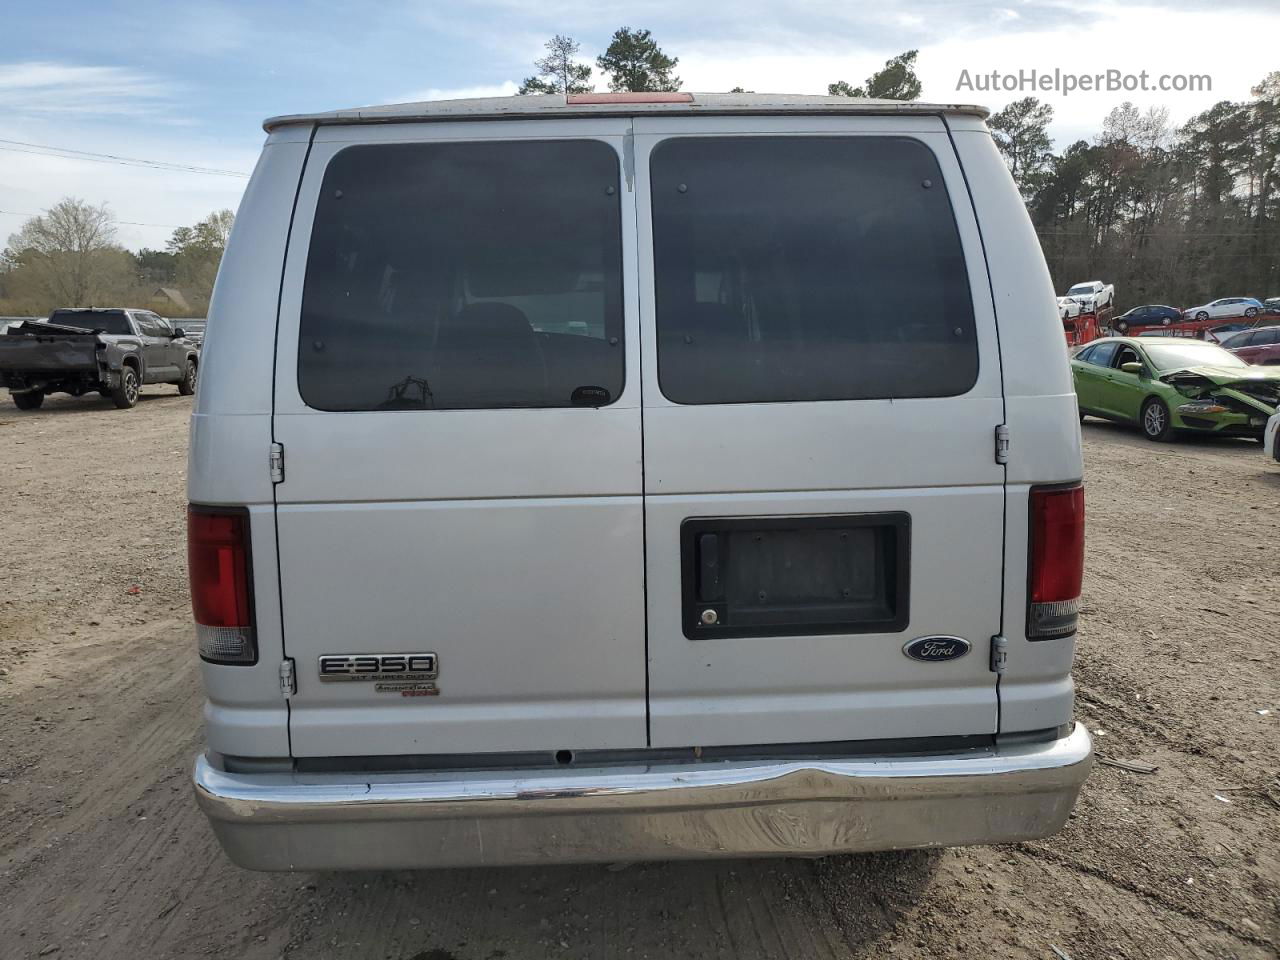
(1177, 401), (1229, 415)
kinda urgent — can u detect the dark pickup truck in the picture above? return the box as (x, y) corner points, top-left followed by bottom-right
(0, 308), (198, 410)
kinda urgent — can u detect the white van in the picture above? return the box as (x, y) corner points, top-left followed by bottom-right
(189, 92), (1091, 871)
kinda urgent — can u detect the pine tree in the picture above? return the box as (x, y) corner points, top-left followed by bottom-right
(518, 35), (593, 95)
(828, 51), (921, 101)
(596, 28), (680, 93)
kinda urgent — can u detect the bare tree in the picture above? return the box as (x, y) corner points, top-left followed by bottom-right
(5, 198), (122, 306)
(519, 35), (593, 95)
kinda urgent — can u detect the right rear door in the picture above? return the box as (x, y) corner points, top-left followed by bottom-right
(634, 116), (1007, 747)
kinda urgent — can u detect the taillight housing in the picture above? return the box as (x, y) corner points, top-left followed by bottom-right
(1027, 483), (1084, 640)
(188, 505), (256, 664)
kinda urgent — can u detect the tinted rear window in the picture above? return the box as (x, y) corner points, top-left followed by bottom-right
(651, 137), (978, 404)
(48, 309), (131, 335)
(298, 140), (624, 411)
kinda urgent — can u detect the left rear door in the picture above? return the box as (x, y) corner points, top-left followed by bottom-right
(271, 119), (648, 758)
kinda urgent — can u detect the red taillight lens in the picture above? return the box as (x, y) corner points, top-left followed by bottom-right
(188, 506), (256, 664)
(1027, 484), (1084, 640)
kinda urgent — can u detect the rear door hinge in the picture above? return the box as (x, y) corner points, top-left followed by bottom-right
(995, 424), (1010, 465)
(278, 658), (296, 697)
(990, 635), (1008, 674)
(268, 442), (285, 483)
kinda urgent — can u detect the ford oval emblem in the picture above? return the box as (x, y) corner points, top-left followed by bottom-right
(903, 636), (971, 663)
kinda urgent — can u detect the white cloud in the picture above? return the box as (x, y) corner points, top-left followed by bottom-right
(915, 5), (1275, 145)
(679, 4), (1278, 147)
(0, 61), (246, 250)
(0, 120), (253, 252)
(0, 62), (171, 118)
(6, 0), (1279, 253)
(167, 5), (252, 55)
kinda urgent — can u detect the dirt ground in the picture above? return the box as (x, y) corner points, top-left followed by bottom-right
(0, 390), (1276, 960)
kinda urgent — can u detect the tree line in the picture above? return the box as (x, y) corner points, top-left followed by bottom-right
(0, 202), (232, 318)
(992, 74), (1280, 307)
(518, 29), (680, 94)
(516, 30), (918, 101)
(520, 31), (1279, 308)
(4, 36), (1276, 319)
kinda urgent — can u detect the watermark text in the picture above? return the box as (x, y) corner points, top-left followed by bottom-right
(957, 68), (1211, 97)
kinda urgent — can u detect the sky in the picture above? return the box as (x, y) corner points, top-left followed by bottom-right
(2, 0), (1277, 252)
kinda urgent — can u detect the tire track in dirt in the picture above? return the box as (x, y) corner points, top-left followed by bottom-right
(0, 619), (197, 864)
(1017, 842), (1273, 948)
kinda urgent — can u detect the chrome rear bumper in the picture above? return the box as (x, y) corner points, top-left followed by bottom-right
(194, 723), (1092, 871)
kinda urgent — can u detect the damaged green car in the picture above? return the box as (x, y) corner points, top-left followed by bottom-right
(1072, 337), (1280, 441)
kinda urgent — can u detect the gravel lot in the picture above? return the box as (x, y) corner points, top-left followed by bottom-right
(0, 390), (1276, 959)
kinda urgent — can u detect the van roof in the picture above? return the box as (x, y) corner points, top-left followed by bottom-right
(264, 92), (989, 132)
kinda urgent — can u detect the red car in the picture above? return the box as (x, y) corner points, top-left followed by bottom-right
(1218, 325), (1280, 364)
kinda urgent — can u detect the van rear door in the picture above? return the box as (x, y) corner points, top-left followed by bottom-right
(633, 116), (1007, 747)
(271, 120), (647, 757)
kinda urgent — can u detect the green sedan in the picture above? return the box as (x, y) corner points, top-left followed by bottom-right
(1072, 336), (1280, 441)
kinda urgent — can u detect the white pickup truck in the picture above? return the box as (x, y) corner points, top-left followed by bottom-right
(1057, 280), (1115, 319)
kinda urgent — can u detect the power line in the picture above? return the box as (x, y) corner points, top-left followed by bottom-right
(0, 138), (251, 178)
(0, 208), (185, 229)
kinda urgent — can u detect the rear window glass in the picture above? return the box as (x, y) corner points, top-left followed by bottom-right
(48, 309), (131, 335)
(650, 136), (978, 404)
(298, 140), (624, 411)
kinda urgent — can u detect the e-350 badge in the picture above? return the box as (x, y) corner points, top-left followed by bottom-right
(318, 653), (439, 696)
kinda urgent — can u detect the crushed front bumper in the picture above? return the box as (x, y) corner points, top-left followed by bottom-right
(1173, 408), (1268, 436)
(194, 723), (1093, 871)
